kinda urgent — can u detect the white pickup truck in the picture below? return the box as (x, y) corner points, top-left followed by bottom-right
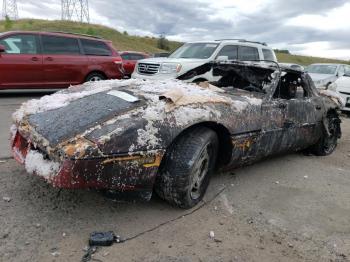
(131, 39), (277, 82)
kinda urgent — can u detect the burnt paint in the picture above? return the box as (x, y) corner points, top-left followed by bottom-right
(15, 61), (342, 201)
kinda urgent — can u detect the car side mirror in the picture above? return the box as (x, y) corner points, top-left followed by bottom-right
(0, 44), (5, 53)
(216, 56), (229, 62)
(344, 73), (350, 77)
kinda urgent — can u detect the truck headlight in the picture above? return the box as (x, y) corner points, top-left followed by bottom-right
(160, 63), (182, 74)
(328, 82), (337, 91)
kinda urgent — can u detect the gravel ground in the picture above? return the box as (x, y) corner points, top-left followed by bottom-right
(0, 93), (349, 262)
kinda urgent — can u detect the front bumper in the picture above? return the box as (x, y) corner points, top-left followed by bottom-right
(12, 131), (164, 201)
(338, 92), (350, 112)
(131, 71), (177, 80)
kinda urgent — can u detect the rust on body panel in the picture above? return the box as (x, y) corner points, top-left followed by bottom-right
(11, 61), (342, 201)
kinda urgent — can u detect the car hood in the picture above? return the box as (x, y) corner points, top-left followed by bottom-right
(308, 73), (335, 82)
(14, 79), (263, 157)
(138, 57), (207, 64)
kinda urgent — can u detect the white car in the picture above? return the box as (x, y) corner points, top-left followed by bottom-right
(279, 63), (304, 71)
(132, 39), (277, 82)
(329, 70), (350, 112)
(306, 63), (350, 88)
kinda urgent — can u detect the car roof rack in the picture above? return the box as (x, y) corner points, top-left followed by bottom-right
(215, 39), (267, 46)
(47, 31), (103, 39)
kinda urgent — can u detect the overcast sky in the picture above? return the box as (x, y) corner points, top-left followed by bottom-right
(18, 0), (350, 60)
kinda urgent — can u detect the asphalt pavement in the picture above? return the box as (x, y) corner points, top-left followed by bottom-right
(0, 92), (349, 262)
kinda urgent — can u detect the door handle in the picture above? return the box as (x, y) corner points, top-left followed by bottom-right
(31, 57), (39, 61)
(45, 57), (53, 61)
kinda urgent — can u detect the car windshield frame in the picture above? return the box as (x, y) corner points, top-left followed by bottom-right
(169, 42), (219, 59)
(306, 64), (338, 75)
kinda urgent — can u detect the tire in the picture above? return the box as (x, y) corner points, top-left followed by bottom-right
(85, 72), (106, 82)
(155, 127), (219, 209)
(309, 112), (341, 156)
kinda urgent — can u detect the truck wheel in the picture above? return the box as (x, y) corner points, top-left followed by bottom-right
(155, 127), (219, 209)
(309, 113), (341, 156)
(85, 72), (106, 82)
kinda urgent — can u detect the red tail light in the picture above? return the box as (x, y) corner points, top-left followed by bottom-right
(113, 57), (125, 74)
(113, 57), (123, 65)
(12, 132), (30, 164)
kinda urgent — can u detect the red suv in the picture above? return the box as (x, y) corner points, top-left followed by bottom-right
(119, 51), (149, 77)
(0, 31), (124, 90)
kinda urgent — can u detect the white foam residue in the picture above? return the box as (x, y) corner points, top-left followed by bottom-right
(241, 96), (263, 106)
(232, 100), (249, 112)
(25, 150), (60, 180)
(10, 124), (17, 140)
(319, 89), (345, 107)
(134, 99), (167, 149)
(172, 106), (212, 126)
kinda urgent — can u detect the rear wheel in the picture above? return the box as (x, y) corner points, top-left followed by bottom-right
(309, 112), (341, 156)
(155, 127), (219, 209)
(85, 72), (106, 82)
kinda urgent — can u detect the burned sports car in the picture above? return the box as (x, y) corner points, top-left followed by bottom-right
(11, 61), (343, 208)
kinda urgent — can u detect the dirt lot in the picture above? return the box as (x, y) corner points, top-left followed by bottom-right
(1, 93), (350, 262)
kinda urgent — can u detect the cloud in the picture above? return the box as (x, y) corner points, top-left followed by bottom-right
(13, 0), (350, 60)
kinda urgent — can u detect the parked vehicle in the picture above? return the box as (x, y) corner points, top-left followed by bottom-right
(0, 31), (124, 90)
(119, 51), (149, 77)
(306, 63), (349, 89)
(131, 39), (277, 82)
(12, 61), (342, 208)
(329, 68), (350, 112)
(279, 63), (304, 71)
(152, 52), (170, 58)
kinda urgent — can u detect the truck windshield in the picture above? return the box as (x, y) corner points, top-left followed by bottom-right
(169, 43), (219, 59)
(306, 65), (337, 75)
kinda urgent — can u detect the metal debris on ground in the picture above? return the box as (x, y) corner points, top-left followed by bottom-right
(51, 251), (60, 257)
(209, 231), (215, 239)
(81, 231), (124, 262)
(2, 197), (11, 202)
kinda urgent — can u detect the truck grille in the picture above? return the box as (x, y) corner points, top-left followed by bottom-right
(138, 63), (160, 75)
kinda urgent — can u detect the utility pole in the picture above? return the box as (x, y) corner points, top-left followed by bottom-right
(2, 0), (18, 20)
(61, 0), (89, 23)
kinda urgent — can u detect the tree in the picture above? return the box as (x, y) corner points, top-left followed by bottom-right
(157, 34), (170, 51)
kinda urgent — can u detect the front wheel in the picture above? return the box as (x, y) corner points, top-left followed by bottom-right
(309, 112), (341, 156)
(155, 127), (219, 209)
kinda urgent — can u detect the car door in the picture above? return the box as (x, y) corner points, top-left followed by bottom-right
(261, 71), (321, 155)
(260, 73), (298, 156)
(284, 75), (321, 149)
(260, 97), (292, 156)
(41, 35), (88, 88)
(0, 33), (44, 89)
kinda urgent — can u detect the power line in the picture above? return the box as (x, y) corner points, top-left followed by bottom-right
(2, 0), (18, 20)
(61, 0), (89, 23)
